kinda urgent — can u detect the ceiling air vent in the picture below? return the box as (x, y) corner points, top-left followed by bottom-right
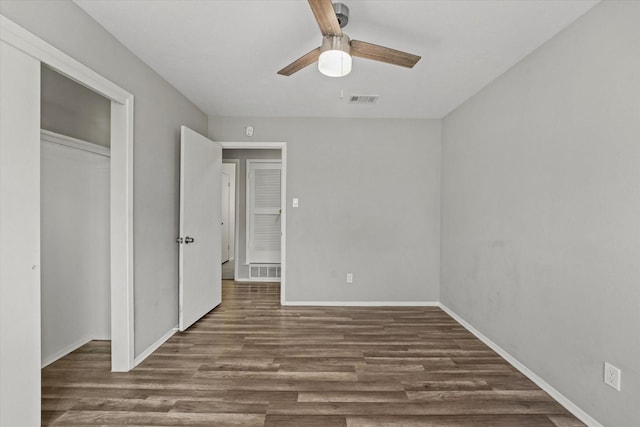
(349, 95), (379, 104)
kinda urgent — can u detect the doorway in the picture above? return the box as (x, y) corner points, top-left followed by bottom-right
(219, 143), (287, 304)
(222, 150), (282, 282)
(40, 66), (112, 367)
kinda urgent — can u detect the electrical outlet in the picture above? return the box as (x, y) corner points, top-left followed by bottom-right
(604, 362), (621, 391)
(346, 273), (353, 283)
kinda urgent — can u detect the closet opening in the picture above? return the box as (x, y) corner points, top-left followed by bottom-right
(40, 65), (112, 368)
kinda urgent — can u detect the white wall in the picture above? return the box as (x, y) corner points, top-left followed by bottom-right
(441, 2), (640, 426)
(222, 149), (281, 280)
(41, 138), (110, 367)
(0, 0), (208, 358)
(211, 118), (441, 303)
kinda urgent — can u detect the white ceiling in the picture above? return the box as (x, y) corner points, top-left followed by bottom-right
(74, 0), (598, 119)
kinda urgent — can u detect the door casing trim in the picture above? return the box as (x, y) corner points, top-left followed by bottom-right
(1, 15), (135, 372)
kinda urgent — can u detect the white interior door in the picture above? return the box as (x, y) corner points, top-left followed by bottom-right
(179, 126), (222, 331)
(247, 160), (282, 264)
(221, 171), (230, 263)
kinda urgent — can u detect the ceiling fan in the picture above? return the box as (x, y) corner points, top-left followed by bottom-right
(278, 0), (421, 77)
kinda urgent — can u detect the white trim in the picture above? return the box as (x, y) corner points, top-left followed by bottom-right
(40, 129), (110, 157)
(439, 303), (603, 427)
(285, 301), (440, 307)
(246, 159), (282, 163)
(0, 16), (129, 104)
(219, 142), (287, 305)
(110, 97), (135, 372)
(1, 16), (135, 372)
(133, 327), (178, 367)
(220, 141), (285, 150)
(41, 337), (92, 369)
(280, 144), (287, 306)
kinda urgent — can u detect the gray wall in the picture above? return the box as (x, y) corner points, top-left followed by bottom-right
(6, 1), (632, 424)
(211, 118), (441, 303)
(1, 0), (208, 357)
(441, 2), (640, 426)
(223, 149), (281, 280)
(41, 65), (111, 147)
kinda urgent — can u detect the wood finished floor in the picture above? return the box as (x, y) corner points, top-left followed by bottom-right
(42, 281), (584, 426)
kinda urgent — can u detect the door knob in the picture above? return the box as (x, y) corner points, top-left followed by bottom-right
(185, 236), (195, 244)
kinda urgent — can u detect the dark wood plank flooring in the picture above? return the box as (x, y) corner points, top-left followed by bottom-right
(42, 281), (584, 426)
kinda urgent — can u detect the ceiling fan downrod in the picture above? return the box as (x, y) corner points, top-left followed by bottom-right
(333, 3), (349, 28)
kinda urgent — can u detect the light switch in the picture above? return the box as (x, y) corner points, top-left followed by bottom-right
(292, 198), (299, 208)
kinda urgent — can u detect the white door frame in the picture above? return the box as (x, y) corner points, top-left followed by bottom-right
(220, 142), (287, 305)
(222, 162), (237, 264)
(220, 165), (232, 263)
(1, 16), (135, 371)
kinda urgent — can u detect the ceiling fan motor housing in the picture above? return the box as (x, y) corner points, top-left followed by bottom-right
(333, 3), (349, 28)
(321, 34), (351, 54)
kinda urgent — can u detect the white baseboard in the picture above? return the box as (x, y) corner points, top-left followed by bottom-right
(284, 301), (439, 307)
(41, 336), (92, 368)
(438, 303), (603, 427)
(134, 326), (178, 367)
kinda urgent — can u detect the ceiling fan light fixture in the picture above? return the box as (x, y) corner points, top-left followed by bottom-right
(318, 35), (352, 77)
(277, 0), (420, 77)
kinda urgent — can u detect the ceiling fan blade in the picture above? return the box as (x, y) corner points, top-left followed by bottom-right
(308, 0), (343, 37)
(351, 40), (421, 68)
(277, 47), (322, 76)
